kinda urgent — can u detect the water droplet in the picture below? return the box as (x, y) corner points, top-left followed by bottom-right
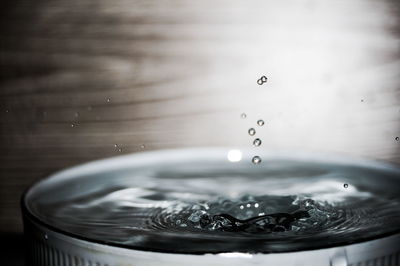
(227, 149), (242, 162)
(240, 205), (244, 210)
(253, 138), (262, 147)
(241, 113), (247, 119)
(246, 203), (251, 208)
(361, 99), (364, 102)
(257, 119), (265, 126)
(106, 98), (111, 103)
(261, 76), (268, 82)
(257, 79), (263, 85)
(254, 203), (259, 208)
(140, 144), (146, 149)
(396, 137), (399, 141)
(258, 212), (265, 216)
(252, 156), (262, 164)
(344, 184), (348, 188)
(74, 112), (79, 118)
(44, 234), (48, 240)
(118, 148), (122, 152)
(71, 124), (75, 128)
(114, 144), (118, 148)
(248, 128), (256, 136)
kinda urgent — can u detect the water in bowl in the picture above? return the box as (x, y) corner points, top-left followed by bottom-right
(27, 150), (400, 254)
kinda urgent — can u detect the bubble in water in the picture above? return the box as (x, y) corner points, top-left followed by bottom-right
(241, 113), (247, 119)
(396, 137), (399, 141)
(248, 128), (256, 136)
(114, 144), (118, 148)
(361, 99), (364, 102)
(246, 203), (251, 208)
(118, 148), (122, 152)
(252, 156), (262, 164)
(257, 79), (263, 85)
(253, 138), (262, 147)
(254, 203), (259, 208)
(240, 205), (244, 210)
(344, 184), (348, 188)
(106, 98), (111, 103)
(71, 124), (75, 128)
(257, 120), (265, 126)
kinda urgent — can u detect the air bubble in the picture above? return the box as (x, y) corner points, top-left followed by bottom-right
(396, 137), (399, 141)
(344, 184), (348, 188)
(71, 124), (75, 128)
(106, 98), (111, 103)
(257, 120), (265, 126)
(248, 128), (256, 136)
(44, 234), (48, 240)
(254, 203), (259, 208)
(261, 76), (267, 82)
(140, 144), (146, 149)
(241, 113), (247, 119)
(240, 205), (244, 210)
(257, 79), (263, 85)
(252, 156), (262, 164)
(253, 138), (262, 147)
(246, 203), (251, 208)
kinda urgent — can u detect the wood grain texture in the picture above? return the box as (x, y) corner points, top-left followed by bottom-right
(0, 0), (399, 234)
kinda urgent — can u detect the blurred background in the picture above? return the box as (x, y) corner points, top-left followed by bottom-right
(0, 0), (399, 264)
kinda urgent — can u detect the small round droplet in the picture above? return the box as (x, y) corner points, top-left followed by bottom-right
(241, 113), (247, 119)
(253, 138), (262, 147)
(248, 128), (256, 136)
(114, 144), (118, 148)
(227, 149), (242, 162)
(252, 156), (262, 164)
(361, 99), (364, 102)
(257, 119), (265, 126)
(71, 124), (75, 128)
(246, 203), (251, 208)
(106, 98), (111, 103)
(254, 203), (259, 208)
(240, 205), (244, 210)
(257, 79), (263, 85)
(140, 144), (146, 149)
(118, 148), (122, 152)
(261, 76), (267, 82)
(344, 183), (348, 188)
(44, 234), (48, 240)
(396, 137), (399, 141)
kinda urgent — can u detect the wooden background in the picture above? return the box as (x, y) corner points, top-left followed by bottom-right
(0, 0), (399, 241)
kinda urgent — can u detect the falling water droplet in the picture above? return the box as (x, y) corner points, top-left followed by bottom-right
(248, 128), (256, 136)
(253, 138), (262, 147)
(252, 156), (262, 164)
(396, 137), (399, 141)
(257, 120), (265, 126)
(241, 113), (247, 119)
(261, 76), (268, 83)
(344, 184), (348, 188)
(257, 79), (263, 85)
